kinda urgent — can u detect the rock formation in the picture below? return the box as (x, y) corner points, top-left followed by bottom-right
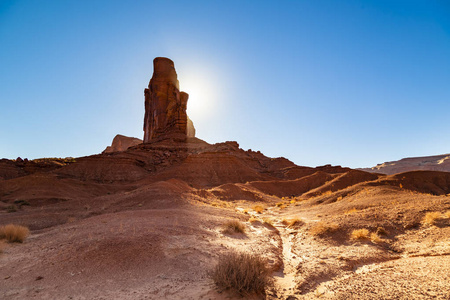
(103, 134), (142, 153)
(360, 153), (450, 175)
(143, 57), (195, 142)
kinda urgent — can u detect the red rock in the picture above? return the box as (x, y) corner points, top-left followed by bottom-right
(143, 57), (195, 142)
(187, 116), (195, 138)
(103, 134), (142, 153)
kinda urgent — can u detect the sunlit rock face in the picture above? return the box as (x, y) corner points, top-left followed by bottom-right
(103, 134), (142, 153)
(143, 57), (195, 142)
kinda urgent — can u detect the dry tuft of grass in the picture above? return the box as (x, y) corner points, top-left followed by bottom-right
(222, 220), (246, 234)
(370, 232), (384, 243)
(248, 217), (260, 223)
(212, 251), (272, 296)
(376, 227), (388, 236)
(345, 208), (358, 215)
(422, 211), (443, 226)
(282, 217), (304, 228)
(262, 218), (273, 226)
(350, 228), (370, 240)
(0, 224), (30, 243)
(310, 222), (339, 236)
(252, 205), (265, 214)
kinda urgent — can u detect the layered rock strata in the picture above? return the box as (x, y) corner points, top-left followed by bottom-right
(143, 57), (195, 142)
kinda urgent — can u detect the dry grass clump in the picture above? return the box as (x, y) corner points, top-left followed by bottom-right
(422, 211), (443, 226)
(0, 224), (30, 243)
(222, 220), (246, 234)
(282, 217), (304, 228)
(252, 205), (265, 214)
(350, 228), (370, 240)
(310, 221), (339, 236)
(212, 251), (272, 296)
(370, 232), (384, 243)
(248, 217), (259, 223)
(262, 218), (274, 226)
(345, 208), (358, 215)
(376, 227), (388, 236)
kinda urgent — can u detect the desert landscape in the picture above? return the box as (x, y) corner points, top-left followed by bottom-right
(1, 57), (449, 299)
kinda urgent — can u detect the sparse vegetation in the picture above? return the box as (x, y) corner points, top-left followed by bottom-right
(252, 205), (264, 214)
(212, 251), (272, 296)
(350, 229), (370, 240)
(222, 220), (246, 234)
(370, 232), (383, 243)
(345, 208), (358, 215)
(310, 221), (339, 236)
(248, 217), (259, 223)
(282, 217), (304, 228)
(422, 211), (443, 226)
(262, 218), (274, 226)
(0, 224), (30, 243)
(376, 227), (388, 236)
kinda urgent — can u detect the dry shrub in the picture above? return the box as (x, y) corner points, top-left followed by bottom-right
(282, 217), (304, 228)
(351, 229), (370, 240)
(310, 222), (339, 236)
(0, 224), (30, 243)
(262, 218), (274, 226)
(422, 212), (443, 226)
(253, 205), (264, 214)
(376, 227), (388, 236)
(212, 251), (272, 296)
(248, 217), (259, 223)
(370, 232), (383, 243)
(222, 220), (246, 234)
(345, 208), (358, 215)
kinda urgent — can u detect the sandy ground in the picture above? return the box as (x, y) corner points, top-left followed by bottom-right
(1, 189), (449, 299)
(1, 141), (450, 299)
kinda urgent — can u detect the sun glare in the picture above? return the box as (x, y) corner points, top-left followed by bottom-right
(178, 68), (217, 121)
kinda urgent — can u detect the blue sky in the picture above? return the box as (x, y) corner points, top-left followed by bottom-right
(1, 0), (449, 168)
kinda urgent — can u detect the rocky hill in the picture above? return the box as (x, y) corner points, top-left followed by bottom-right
(361, 153), (450, 175)
(1, 58), (449, 299)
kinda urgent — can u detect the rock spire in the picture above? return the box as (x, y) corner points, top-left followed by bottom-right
(143, 57), (195, 142)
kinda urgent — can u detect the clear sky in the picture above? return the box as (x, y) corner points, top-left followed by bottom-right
(1, 0), (449, 168)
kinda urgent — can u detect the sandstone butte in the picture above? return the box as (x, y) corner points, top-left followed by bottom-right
(0, 58), (449, 300)
(143, 57), (195, 143)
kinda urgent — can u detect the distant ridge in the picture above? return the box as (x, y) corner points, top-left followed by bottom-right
(360, 153), (450, 175)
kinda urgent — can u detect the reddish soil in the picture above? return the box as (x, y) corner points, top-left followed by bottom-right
(1, 138), (449, 299)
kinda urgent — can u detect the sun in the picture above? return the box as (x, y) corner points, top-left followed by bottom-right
(178, 67), (217, 121)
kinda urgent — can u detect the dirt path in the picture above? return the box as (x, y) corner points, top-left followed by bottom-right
(270, 221), (301, 299)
